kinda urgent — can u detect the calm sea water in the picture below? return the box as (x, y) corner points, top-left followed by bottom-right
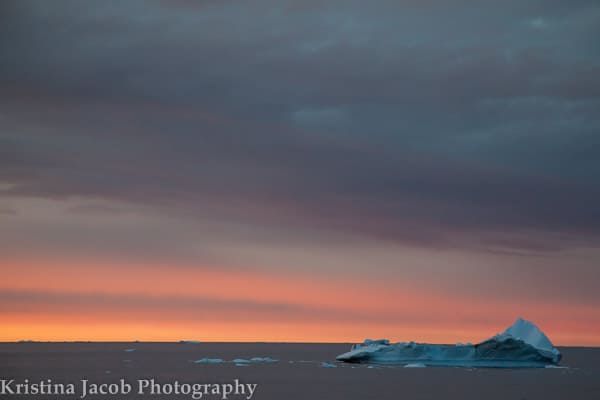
(1, 343), (598, 399)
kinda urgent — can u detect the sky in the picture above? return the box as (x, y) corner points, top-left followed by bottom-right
(1, 0), (600, 345)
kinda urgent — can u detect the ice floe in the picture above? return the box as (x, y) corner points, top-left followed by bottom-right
(404, 363), (427, 368)
(193, 358), (224, 364)
(192, 357), (278, 365)
(249, 357), (277, 363)
(321, 362), (337, 368)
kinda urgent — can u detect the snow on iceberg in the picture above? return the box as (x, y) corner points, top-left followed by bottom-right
(337, 318), (561, 368)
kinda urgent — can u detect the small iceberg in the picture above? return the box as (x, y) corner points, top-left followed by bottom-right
(179, 340), (201, 344)
(337, 318), (561, 368)
(193, 358), (224, 364)
(232, 359), (250, 364)
(124, 348), (137, 353)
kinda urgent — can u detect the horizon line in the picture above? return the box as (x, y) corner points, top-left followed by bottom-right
(4, 340), (599, 348)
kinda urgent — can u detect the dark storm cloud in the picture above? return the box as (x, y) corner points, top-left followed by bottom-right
(1, 0), (600, 251)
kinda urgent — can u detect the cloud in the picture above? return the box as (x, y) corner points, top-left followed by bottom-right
(0, 288), (494, 325)
(0, 207), (16, 215)
(0, 0), (599, 255)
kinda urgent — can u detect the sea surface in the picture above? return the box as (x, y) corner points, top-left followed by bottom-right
(1, 343), (598, 399)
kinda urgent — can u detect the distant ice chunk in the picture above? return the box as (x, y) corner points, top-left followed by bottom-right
(124, 348), (137, 352)
(320, 362), (337, 368)
(232, 358), (250, 364)
(193, 358), (224, 364)
(250, 357), (278, 363)
(404, 363), (426, 368)
(337, 318), (561, 368)
(179, 340), (201, 344)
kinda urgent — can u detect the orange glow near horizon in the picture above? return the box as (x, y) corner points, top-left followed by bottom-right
(2, 256), (600, 346)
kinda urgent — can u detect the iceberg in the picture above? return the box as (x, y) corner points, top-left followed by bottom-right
(337, 318), (561, 368)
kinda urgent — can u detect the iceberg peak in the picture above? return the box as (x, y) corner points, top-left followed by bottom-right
(492, 318), (560, 361)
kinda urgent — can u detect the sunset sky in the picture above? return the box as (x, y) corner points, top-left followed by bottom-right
(1, 0), (600, 345)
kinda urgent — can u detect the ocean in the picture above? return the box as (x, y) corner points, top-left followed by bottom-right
(1, 342), (598, 399)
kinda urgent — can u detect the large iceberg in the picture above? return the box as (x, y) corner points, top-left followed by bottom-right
(337, 318), (561, 367)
